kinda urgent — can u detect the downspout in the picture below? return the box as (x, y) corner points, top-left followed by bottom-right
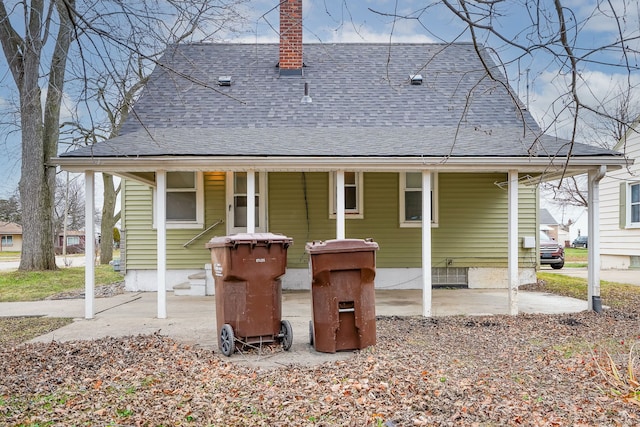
(588, 165), (606, 313)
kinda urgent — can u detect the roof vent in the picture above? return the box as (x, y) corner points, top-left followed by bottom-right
(301, 82), (312, 104)
(410, 74), (423, 85)
(218, 76), (232, 86)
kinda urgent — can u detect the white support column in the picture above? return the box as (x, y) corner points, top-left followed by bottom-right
(422, 171), (432, 317)
(336, 170), (346, 239)
(156, 170), (167, 319)
(588, 166), (606, 312)
(84, 171), (95, 319)
(508, 170), (519, 315)
(246, 170), (256, 233)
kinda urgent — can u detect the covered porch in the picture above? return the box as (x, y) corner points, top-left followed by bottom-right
(66, 160), (613, 320)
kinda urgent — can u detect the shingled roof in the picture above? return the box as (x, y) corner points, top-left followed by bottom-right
(61, 42), (621, 161)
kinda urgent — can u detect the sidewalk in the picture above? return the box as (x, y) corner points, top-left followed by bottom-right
(0, 255), (86, 271)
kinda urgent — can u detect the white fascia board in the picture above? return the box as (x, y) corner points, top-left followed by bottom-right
(54, 155), (630, 174)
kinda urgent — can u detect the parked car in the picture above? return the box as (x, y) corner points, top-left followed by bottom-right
(572, 235), (588, 248)
(540, 231), (564, 269)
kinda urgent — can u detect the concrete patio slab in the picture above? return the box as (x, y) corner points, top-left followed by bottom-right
(1, 289), (588, 351)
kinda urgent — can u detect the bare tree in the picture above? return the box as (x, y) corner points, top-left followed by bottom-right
(0, 1), (75, 270)
(364, 1), (639, 215)
(369, 1), (640, 155)
(542, 86), (640, 210)
(60, 1), (246, 264)
(0, 0), (246, 270)
(0, 191), (21, 224)
(53, 174), (85, 238)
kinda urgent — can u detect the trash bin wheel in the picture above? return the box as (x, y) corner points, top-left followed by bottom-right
(308, 320), (314, 346)
(280, 320), (293, 351)
(219, 324), (235, 357)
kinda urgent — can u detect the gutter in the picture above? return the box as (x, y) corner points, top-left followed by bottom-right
(52, 155), (632, 174)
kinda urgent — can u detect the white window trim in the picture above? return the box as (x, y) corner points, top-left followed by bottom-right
(399, 172), (438, 228)
(67, 236), (81, 246)
(153, 171), (204, 229)
(329, 171), (364, 219)
(628, 181), (640, 228)
(1, 235), (13, 247)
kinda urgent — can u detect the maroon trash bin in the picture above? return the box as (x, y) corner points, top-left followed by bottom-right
(306, 238), (378, 353)
(206, 233), (293, 356)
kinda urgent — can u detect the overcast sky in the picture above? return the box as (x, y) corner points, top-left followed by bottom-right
(1, 0), (638, 206)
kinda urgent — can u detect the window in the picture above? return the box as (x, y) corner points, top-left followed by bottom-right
(1, 236), (13, 247)
(630, 182), (640, 226)
(66, 236), (80, 246)
(631, 183), (640, 224)
(399, 172), (438, 227)
(329, 172), (364, 218)
(153, 171), (204, 229)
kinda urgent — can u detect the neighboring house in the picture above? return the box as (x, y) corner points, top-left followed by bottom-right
(54, 230), (86, 254)
(540, 208), (569, 246)
(0, 221), (22, 252)
(540, 209), (561, 242)
(55, 1), (629, 318)
(600, 120), (640, 269)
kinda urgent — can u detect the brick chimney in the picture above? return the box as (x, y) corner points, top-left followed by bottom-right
(279, 0), (303, 75)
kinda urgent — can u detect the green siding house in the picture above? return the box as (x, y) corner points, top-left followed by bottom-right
(55, 1), (628, 319)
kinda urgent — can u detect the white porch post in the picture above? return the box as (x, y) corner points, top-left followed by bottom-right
(156, 170), (167, 319)
(588, 166), (606, 312)
(246, 170), (256, 233)
(84, 171), (95, 319)
(422, 171), (432, 317)
(336, 170), (346, 239)
(508, 170), (519, 315)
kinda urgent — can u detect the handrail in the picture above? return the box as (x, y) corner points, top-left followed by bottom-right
(183, 219), (224, 248)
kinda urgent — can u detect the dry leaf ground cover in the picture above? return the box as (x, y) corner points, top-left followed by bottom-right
(1, 285), (640, 425)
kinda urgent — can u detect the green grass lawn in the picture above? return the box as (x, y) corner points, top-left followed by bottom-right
(0, 265), (123, 302)
(564, 247), (588, 267)
(0, 251), (21, 261)
(537, 271), (640, 309)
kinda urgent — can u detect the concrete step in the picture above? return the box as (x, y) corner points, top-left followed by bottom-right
(173, 282), (193, 296)
(173, 270), (207, 296)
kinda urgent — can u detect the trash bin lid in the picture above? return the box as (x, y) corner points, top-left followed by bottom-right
(206, 232), (293, 249)
(305, 238), (379, 254)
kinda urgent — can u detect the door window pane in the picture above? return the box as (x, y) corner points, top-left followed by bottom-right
(233, 194), (260, 227)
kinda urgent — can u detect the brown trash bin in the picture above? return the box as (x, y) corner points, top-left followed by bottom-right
(206, 233), (293, 356)
(306, 238), (379, 353)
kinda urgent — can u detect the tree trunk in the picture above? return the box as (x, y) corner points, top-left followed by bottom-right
(16, 1), (56, 271)
(13, 0), (75, 271)
(18, 64), (58, 271)
(100, 173), (117, 264)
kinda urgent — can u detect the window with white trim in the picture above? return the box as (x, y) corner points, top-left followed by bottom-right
(399, 172), (438, 227)
(630, 182), (640, 225)
(153, 171), (204, 229)
(1, 235), (13, 247)
(67, 236), (80, 246)
(329, 172), (364, 218)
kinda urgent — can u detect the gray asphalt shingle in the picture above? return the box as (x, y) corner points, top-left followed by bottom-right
(61, 43), (620, 159)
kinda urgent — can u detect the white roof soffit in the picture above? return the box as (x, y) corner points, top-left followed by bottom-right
(54, 155), (630, 174)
